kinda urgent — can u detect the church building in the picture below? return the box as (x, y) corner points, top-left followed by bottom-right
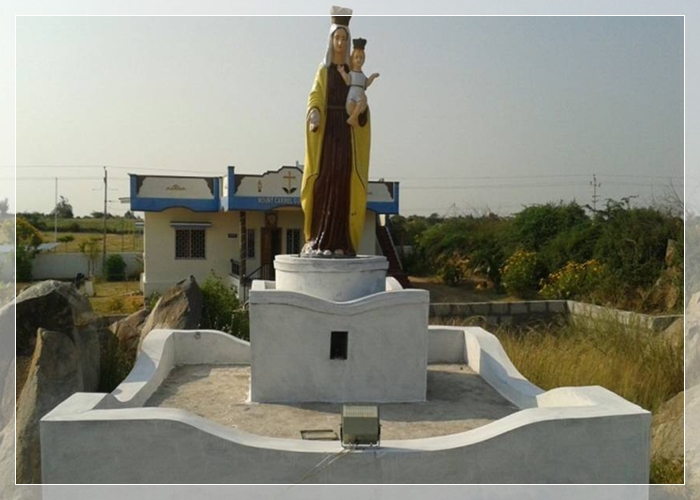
(129, 165), (406, 299)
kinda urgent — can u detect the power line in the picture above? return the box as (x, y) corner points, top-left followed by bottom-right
(12, 164), (222, 175)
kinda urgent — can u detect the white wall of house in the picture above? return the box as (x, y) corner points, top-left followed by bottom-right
(143, 208), (381, 295)
(143, 209), (237, 295)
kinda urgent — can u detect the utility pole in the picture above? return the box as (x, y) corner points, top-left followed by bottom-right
(590, 174), (602, 212)
(103, 166), (108, 276)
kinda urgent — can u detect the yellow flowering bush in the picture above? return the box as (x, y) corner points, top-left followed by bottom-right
(500, 249), (541, 297)
(437, 252), (471, 286)
(539, 259), (605, 300)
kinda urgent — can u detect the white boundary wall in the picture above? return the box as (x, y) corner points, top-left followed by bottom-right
(31, 252), (142, 280)
(41, 327), (650, 484)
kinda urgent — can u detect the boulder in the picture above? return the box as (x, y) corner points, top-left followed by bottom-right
(651, 391), (684, 461)
(0, 302), (15, 425)
(110, 308), (149, 360)
(686, 292), (700, 388)
(15, 280), (100, 392)
(661, 318), (684, 348)
(16, 328), (84, 484)
(140, 275), (203, 344)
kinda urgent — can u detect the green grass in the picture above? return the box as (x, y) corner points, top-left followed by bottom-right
(30, 216), (140, 233)
(41, 231), (143, 253)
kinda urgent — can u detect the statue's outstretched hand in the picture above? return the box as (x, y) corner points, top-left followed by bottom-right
(308, 108), (320, 133)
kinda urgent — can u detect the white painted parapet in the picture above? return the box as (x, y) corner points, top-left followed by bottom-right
(97, 329), (250, 409)
(41, 327), (651, 484)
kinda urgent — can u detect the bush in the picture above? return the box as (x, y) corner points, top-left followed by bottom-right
(200, 272), (250, 341)
(436, 252), (471, 286)
(539, 260), (606, 300)
(593, 202), (681, 290)
(16, 247), (32, 282)
(107, 297), (126, 312)
(105, 254), (127, 281)
(98, 331), (135, 393)
(508, 202), (589, 252)
(146, 291), (161, 311)
(500, 249), (543, 297)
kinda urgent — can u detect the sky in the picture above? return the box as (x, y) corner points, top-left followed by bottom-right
(10, 14), (685, 217)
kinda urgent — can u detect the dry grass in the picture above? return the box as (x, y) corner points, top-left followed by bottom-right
(88, 280), (143, 316)
(492, 317), (683, 413)
(444, 314), (684, 484)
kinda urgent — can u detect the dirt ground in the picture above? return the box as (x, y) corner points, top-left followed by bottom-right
(409, 276), (510, 303)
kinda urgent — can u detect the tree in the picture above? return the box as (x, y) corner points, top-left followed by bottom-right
(0, 198), (8, 215)
(123, 210), (136, 219)
(16, 216), (43, 281)
(52, 196), (74, 219)
(78, 237), (101, 277)
(57, 234), (75, 252)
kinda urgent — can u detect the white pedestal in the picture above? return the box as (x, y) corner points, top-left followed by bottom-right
(274, 254), (388, 302)
(249, 254), (429, 403)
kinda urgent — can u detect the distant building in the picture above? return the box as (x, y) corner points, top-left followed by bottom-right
(130, 165), (406, 298)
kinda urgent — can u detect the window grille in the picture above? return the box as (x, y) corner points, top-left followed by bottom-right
(175, 229), (206, 259)
(286, 229), (302, 254)
(246, 228), (255, 258)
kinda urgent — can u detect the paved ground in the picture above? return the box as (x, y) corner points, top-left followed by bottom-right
(145, 364), (518, 440)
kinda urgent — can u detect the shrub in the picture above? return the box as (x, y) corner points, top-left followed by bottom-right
(98, 331), (135, 393)
(649, 456), (684, 484)
(436, 252), (471, 286)
(107, 297), (125, 313)
(16, 247), (32, 282)
(16, 216), (43, 282)
(146, 291), (161, 311)
(539, 259), (606, 300)
(200, 272), (250, 341)
(105, 254), (127, 281)
(593, 202), (681, 290)
(508, 202), (589, 252)
(500, 249), (543, 297)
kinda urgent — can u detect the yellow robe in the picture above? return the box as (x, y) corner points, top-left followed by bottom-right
(301, 64), (371, 254)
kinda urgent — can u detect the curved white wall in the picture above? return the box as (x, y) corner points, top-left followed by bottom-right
(41, 327), (650, 484)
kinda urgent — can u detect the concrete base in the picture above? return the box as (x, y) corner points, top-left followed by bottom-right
(274, 254), (388, 302)
(249, 282), (430, 403)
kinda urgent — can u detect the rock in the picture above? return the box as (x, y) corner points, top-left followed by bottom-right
(140, 275), (203, 344)
(661, 318), (684, 348)
(0, 302), (15, 425)
(110, 308), (149, 360)
(686, 292), (700, 388)
(16, 328), (84, 484)
(15, 280), (100, 392)
(651, 391), (684, 461)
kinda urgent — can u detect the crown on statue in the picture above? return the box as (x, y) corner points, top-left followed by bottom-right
(352, 38), (367, 50)
(330, 5), (352, 26)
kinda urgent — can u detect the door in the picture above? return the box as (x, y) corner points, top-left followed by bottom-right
(261, 212), (281, 280)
